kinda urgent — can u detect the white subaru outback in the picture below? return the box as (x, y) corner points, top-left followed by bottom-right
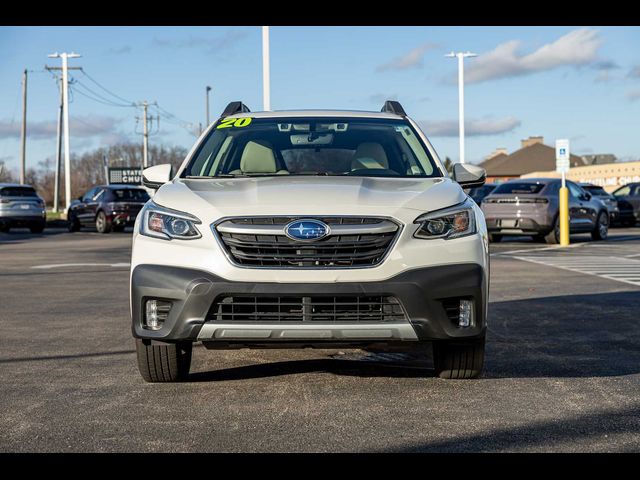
(131, 101), (489, 382)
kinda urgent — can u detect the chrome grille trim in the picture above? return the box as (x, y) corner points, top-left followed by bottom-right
(216, 219), (399, 236)
(212, 215), (402, 269)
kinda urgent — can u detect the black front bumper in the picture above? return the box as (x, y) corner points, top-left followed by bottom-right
(131, 263), (487, 343)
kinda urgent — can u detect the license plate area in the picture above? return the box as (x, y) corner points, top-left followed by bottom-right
(500, 219), (517, 228)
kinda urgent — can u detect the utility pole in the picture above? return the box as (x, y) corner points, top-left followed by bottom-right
(445, 51), (477, 164)
(20, 69), (27, 184)
(136, 101), (157, 169)
(143, 101), (149, 169)
(205, 85), (212, 126)
(48, 52), (81, 213)
(45, 66), (81, 213)
(262, 26), (271, 111)
(53, 77), (63, 213)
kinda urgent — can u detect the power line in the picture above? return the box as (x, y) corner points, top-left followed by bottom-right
(70, 77), (135, 108)
(79, 69), (136, 106)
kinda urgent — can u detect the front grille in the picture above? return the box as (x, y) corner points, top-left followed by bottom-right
(215, 216), (400, 268)
(208, 295), (407, 323)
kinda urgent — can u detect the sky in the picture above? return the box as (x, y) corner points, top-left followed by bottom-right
(1, 26), (639, 174)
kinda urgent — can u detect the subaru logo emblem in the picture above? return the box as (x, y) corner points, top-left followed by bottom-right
(285, 219), (330, 241)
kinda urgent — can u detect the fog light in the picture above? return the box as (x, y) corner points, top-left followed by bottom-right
(459, 299), (474, 327)
(145, 299), (172, 330)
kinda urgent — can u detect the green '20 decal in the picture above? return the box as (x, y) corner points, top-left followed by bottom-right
(217, 117), (253, 129)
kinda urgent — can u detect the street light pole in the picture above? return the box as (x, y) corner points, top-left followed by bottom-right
(48, 52), (81, 213)
(205, 86), (212, 126)
(446, 51), (477, 164)
(20, 69), (27, 185)
(262, 26), (271, 111)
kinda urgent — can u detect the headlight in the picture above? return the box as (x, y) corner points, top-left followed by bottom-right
(140, 201), (201, 240)
(413, 198), (477, 240)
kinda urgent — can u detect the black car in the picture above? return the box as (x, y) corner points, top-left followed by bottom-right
(468, 183), (496, 206)
(68, 184), (150, 233)
(612, 183), (640, 227)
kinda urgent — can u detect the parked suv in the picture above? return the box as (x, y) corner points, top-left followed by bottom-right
(481, 178), (609, 243)
(579, 183), (619, 224)
(611, 183), (640, 227)
(0, 183), (46, 233)
(68, 184), (150, 233)
(131, 101), (489, 382)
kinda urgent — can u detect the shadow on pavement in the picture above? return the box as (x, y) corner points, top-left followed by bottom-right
(487, 290), (640, 378)
(385, 403), (640, 452)
(188, 358), (430, 382)
(0, 349), (135, 364)
(189, 290), (640, 382)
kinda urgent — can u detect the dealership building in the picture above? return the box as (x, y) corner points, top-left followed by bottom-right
(480, 136), (640, 192)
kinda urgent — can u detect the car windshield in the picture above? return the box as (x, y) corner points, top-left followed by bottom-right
(0, 187), (37, 197)
(111, 189), (150, 201)
(493, 182), (545, 194)
(182, 117), (440, 178)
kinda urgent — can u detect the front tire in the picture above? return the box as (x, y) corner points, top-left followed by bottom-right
(591, 211), (609, 241)
(95, 211), (112, 233)
(68, 213), (80, 232)
(135, 339), (192, 383)
(433, 336), (485, 379)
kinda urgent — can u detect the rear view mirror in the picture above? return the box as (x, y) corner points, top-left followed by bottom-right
(143, 164), (173, 190)
(452, 163), (486, 188)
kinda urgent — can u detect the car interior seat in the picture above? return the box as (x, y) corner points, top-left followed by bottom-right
(351, 142), (390, 171)
(230, 140), (289, 175)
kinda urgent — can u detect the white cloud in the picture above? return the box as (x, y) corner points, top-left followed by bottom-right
(107, 45), (132, 55)
(628, 66), (640, 78)
(0, 116), (123, 141)
(418, 117), (521, 137)
(626, 90), (640, 102)
(463, 29), (602, 84)
(377, 43), (438, 72)
(153, 30), (248, 54)
(368, 93), (398, 103)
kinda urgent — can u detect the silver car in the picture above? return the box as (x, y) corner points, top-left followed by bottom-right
(0, 183), (46, 233)
(481, 178), (610, 244)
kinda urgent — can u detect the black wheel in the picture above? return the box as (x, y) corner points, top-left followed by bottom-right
(433, 336), (485, 379)
(95, 211), (112, 234)
(135, 339), (192, 383)
(532, 234), (546, 243)
(591, 211), (609, 241)
(488, 233), (502, 243)
(544, 217), (560, 244)
(29, 221), (45, 233)
(68, 213), (80, 232)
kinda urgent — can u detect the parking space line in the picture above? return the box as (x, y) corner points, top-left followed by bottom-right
(31, 262), (131, 269)
(512, 255), (640, 287)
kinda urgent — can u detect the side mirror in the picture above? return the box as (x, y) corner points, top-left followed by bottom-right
(452, 163), (486, 188)
(583, 191), (592, 201)
(77, 196), (83, 202)
(143, 164), (173, 189)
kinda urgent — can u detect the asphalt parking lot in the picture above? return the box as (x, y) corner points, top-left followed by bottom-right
(1, 226), (640, 452)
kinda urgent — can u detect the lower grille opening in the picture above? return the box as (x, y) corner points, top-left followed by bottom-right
(208, 295), (407, 323)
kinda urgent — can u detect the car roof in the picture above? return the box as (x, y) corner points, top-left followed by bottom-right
(0, 183), (36, 188)
(97, 184), (146, 189)
(498, 177), (559, 184)
(224, 110), (405, 120)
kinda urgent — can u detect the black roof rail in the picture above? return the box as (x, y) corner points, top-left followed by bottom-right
(381, 100), (407, 116)
(221, 101), (251, 117)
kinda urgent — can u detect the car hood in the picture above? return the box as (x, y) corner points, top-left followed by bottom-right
(152, 176), (466, 219)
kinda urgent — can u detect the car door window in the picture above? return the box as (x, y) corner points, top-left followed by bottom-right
(567, 183), (583, 199)
(93, 189), (105, 201)
(82, 188), (96, 202)
(614, 186), (630, 197)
